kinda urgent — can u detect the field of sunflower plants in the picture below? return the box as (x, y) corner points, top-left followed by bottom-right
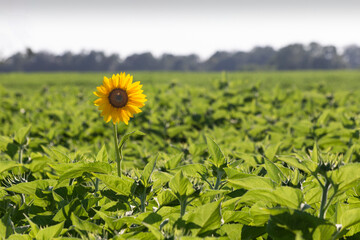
(1, 71), (360, 239)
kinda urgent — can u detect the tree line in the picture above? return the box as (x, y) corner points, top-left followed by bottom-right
(1, 42), (360, 72)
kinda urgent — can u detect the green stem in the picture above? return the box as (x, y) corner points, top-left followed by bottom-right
(94, 178), (99, 195)
(140, 187), (147, 212)
(180, 197), (187, 217)
(113, 123), (122, 177)
(324, 191), (336, 214)
(313, 174), (324, 189)
(18, 145), (23, 164)
(214, 169), (224, 190)
(319, 179), (331, 219)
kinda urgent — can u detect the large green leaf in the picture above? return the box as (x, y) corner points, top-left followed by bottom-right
(277, 156), (316, 173)
(338, 208), (360, 236)
(169, 170), (194, 198)
(118, 130), (145, 152)
(220, 223), (243, 240)
(70, 213), (103, 234)
(239, 187), (303, 209)
(164, 153), (183, 170)
(156, 189), (177, 206)
(0, 212), (13, 239)
(14, 124), (32, 145)
(264, 142), (281, 161)
(311, 142), (319, 163)
(206, 135), (226, 168)
(94, 173), (133, 196)
(328, 163), (360, 194)
(96, 144), (108, 162)
(313, 224), (337, 240)
(167, 125), (190, 138)
(170, 164), (207, 178)
(140, 155), (157, 187)
(266, 209), (332, 240)
(58, 162), (111, 182)
(35, 221), (64, 240)
(142, 223), (164, 239)
(7, 179), (57, 196)
(24, 215), (39, 238)
(227, 176), (275, 190)
(0, 161), (20, 173)
(183, 200), (222, 236)
(264, 159), (286, 184)
(53, 199), (88, 222)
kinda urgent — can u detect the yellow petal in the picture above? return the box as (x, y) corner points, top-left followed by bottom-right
(116, 74), (122, 88)
(108, 75), (116, 89)
(119, 74), (126, 89)
(122, 73), (131, 89)
(103, 77), (111, 90)
(128, 98), (147, 105)
(123, 106), (134, 117)
(94, 98), (106, 106)
(120, 109), (129, 125)
(127, 81), (141, 91)
(123, 75), (133, 89)
(127, 90), (143, 96)
(127, 104), (142, 113)
(93, 91), (102, 97)
(128, 101), (145, 108)
(129, 94), (147, 100)
(111, 108), (118, 124)
(104, 112), (111, 122)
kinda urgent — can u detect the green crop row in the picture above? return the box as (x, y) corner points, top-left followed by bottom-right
(1, 72), (360, 239)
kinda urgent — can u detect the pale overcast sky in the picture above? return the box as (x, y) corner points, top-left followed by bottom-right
(1, 0), (359, 59)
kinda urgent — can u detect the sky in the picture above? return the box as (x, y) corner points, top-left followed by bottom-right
(1, 0), (360, 59)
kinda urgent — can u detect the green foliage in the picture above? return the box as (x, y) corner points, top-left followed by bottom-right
(206, 135), (226, 168)
(1, 71), (360, 238)
(14, 124), (32, 145)
(169, 171), (195, 199)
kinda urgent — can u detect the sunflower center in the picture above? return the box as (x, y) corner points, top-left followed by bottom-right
(108, 88), (128, 108)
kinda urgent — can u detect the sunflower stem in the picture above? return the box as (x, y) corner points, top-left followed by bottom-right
(180, 197), (187, 217)
(18, 145), (23, 164)
(114, 123), (122, 178)
(319, 178), (331, 219)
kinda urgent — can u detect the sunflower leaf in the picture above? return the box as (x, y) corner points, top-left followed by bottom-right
(140, 154), (158, 188)
(206, 135), (226, 168)
(169, 170), (194, 199)
(118, 130), (145, 153)
(14, 124), (32, 145)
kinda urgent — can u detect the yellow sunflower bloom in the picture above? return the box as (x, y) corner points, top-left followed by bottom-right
(93, 73), (146, 125)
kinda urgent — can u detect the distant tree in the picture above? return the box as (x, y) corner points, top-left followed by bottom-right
(0, 43), (354, 72)
(4, 52), (27, 71)
(247, 46), (276, 66)
(122, 52), (159, 70)
(343, 45), (360, 69)
(205, 48), (276, 71)
(26, 47), (34, 58)
(205, 51), (235, 71)
(159, 54), (201, 71)
(275, 44), (308, 70)
(306, 42), (345, 69)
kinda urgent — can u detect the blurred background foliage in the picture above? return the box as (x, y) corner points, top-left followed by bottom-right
(1, 42), (360, 72)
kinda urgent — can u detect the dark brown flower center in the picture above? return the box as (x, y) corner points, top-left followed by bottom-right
(108, 88), (128, 108)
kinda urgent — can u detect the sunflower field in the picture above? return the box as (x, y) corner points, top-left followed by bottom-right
(2, 71), (360, 239)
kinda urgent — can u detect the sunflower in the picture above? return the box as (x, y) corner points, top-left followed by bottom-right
(93, 73), (146, 125)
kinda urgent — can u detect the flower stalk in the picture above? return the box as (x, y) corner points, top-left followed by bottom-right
(113, 123), (122, 177)
(18, 145), (23, 164)
(140, 187), (147, 212)
(319, 178), (332, 219)
(214, 169), (224, 190)
(180, 197), (187, 217)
